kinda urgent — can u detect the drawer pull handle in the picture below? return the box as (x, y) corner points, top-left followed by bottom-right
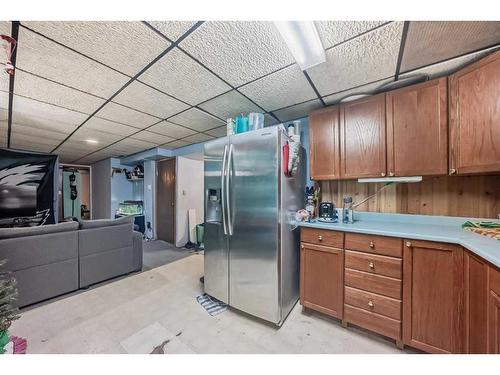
(368, 300), (374, 308)
(406, 241), (412, 248)
(318, 235), (323, 241)
(368, 261), (374, 269)
(369, 241), (375, 248)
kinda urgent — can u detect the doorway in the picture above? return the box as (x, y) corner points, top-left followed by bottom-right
(58, 164), (91, 221)
(156, 158), (176, 244)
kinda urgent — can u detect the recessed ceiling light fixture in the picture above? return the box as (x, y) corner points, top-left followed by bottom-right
(274, 21), (326, 70)
(86, 139), (98, 144)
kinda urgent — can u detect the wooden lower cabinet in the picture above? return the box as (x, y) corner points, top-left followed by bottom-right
(300, 241), (344, 319)
(489, 266), (500, 353)
(403, 240), (465, 353)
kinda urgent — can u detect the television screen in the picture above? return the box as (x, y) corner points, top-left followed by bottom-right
(0, 184), (37, 219)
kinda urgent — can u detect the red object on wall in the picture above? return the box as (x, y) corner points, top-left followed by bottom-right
(1, 34), (17, 76)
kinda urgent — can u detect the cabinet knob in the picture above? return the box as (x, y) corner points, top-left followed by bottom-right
(301, 244), (304, 249)
(368, 300), (374, 308)
(380, 172), (386, 177)
(406, 241), (412, 248)
(318, 235), (323, 241)
(369, 241), (375, 248)
(449, 168), (457, 175)
(368, 261), (375, 269)
(389, 172), (395, 177)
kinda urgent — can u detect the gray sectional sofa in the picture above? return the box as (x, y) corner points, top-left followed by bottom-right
(0, 217), (143, 307)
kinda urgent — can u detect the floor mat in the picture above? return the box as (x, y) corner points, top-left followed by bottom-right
(196, 293), (228, 316)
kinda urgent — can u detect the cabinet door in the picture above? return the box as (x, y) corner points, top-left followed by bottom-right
(489, 266), (500, 354)
(309, 106), (340, 180)
(465, 252), (488, 353)
(403, 240), (465, 353)
(449, 51), (500, 175)
(386, 78), (448, 176)
(300, 242), (344, 318)
(340, 94), (386, 178)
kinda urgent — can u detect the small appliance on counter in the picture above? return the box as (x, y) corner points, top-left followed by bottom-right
(318, 202), (337, 223)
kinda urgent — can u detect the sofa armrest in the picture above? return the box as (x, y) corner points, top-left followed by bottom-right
(132, 231), (143, 271)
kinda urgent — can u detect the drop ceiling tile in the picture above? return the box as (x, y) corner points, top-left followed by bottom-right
(59, 139), (103, 153)
(323, 77), (395, 105)
(148, 121), (196, 138)
(180, 21), (295, 86)
(0, 22), (11, 63)
(183, 133), (215, 144)
(0, 73), (8, 92)
(16, 27), (129, 98)
(70, 126), (124, 144)
(0, 120), (7, 147)
(112, 81), (189, 118)
(238, 64), (316, 111)
(147, 21), (197, 41)
(78, 151), (115, 165)
(12, 95), (85, 134)
(316, 21), (387, 49)
(95, 101), (159, 129)
(14, 70), (105, 114)
(198, 90), (262, 120)
(24, 21), (170, 76)
(131, 130), (174, 145)
(1, 92), (8, 110)
(110, 138), (156, 154)
(164, 139), (190, 148)
(205, 126), (227, 138)
(401, 21), (500, 73)
(9, 122), (69, 141)
(84, 117), (138, 137)
(55, 146), (90, 162)
(400, 45), (500, 79)
(307, 22), (403, 96)
(169, 108), (224, 131)
(10, 132), (60, 151)
(273, 99), (323, 122)
(264, 114), (280, 127)
(139, 48), (231, 105)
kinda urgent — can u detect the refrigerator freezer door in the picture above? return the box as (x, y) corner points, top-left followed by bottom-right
(228, 128), (281, 323)
(204, 137), (230, 303)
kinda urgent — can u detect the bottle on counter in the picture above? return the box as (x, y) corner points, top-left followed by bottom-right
(343, 196), (353, 224)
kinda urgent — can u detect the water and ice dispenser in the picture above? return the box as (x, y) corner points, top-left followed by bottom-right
(206, 188), (222, 222)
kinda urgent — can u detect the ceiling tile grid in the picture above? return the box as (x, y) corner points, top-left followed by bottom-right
(239, 64), (317, 111)
(94, 101), (160, 129)
(83, 117), (139, 137)
(307, 22), (404, 96)
(205, 126), (226, 138)
(23, 21), (170, 76)
(148, 121), (197, 139)
(139, 48), (231, 105)
(16, 27), (130, 98)
(163, 139), (190, 148)
(323, 77), (395, 105)
(182, 132), (215, 144)
(180, 21), (295, 87)
(273, 99), (324, 123)
(198, 90), (262, 120)
(316, 21), (388, 49)
(168, 107), (224, 131)
(147, 21), (197, 42)
(131, 130), (175, 145)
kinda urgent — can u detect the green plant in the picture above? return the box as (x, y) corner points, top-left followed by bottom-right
(0, 260), (20, 333)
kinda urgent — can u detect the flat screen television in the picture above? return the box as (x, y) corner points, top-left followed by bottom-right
(0, 184), (37, 219)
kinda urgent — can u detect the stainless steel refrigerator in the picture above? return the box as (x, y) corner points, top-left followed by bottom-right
(204, 125), (305, 325)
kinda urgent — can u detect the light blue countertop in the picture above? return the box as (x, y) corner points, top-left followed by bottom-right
(297, 211), (500, 268)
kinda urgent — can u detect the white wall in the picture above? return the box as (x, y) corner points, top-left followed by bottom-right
(175, 153), (204, 247)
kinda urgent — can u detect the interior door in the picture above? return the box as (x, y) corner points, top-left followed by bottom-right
(156, 158), (176, 244)
(228, 128), (280, 323)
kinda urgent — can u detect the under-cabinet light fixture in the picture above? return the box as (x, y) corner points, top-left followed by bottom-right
(357, 176), (423, 183)
(274, 21), (326, 70)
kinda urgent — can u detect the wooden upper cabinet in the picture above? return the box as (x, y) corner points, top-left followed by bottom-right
(309, 106), (340, 180)
(449, 51), (500, 175)
(403, 240), (465, 354)
(340, 94), (387, 179)
(386, 78), (448, 176)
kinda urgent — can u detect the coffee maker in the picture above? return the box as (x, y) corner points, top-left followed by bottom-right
(318, 202), (337, 222)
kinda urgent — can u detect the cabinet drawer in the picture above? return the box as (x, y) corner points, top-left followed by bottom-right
(345, 250), (402, 279)
(345, 233), (402, 258)
(345, 286), (401, 320)
(345, 268), (401, 299)
(301, 228), (344, 248)
(344, 304), (401, 340)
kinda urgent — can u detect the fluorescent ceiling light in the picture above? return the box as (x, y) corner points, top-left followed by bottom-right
(357, 176), (423, 183)
(86, 139), (98, 144)
(274, 21), (326, 70)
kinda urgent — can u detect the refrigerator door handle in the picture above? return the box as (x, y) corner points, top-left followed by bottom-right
(226, 143), (234, 236)
(221, 144), (228, 235)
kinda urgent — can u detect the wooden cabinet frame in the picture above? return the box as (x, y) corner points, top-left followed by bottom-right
(309, 106), (340, 180)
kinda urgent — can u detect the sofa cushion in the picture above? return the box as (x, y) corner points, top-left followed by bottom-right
(0, 221), (79, 240)
(78, 216), (133, 229)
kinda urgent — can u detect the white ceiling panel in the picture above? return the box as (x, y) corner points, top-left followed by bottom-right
(401, 21), (500, 72)
(9, 122), (69, 141)
(139, 48), (231, 105)
(147, 21), (197, 41)
(16, 27), (129, 98)
(323, 77), (395, 105)
(183, 133), (215, 144)
(95, 101), (159, 129)
(77, 150), (117, 165)
(58, 139), (103, 153)
(0, 92), (8, 110)
(198, 90), (262, 120)
(70, 126), (124, 144)
(148, 121), (197, 139)
(10, 139), (55, 153)
(238, 64), (317, 111)
(273, 99), (323, 122)
(205, 126), (226, 138)
(0, 72), (8, 92)
(169, 108), (224, 131)
(14, 70), (105, 114)
(24, 21), (170, 76)
(12, 95), (85, 134)
(110, 138), (157, 154)
(0, 120), (7, 147)
(307, 22), (403, 96)
(54, 146), (90, 162)
(83, 117), (138, 137)
(131, 130), (174, 145)
(112, 81), (189, 118)
(163, 139), (190, 149)
(316, 21), (387, 49)
(264, 114), (280, 127)
(180, 21), (295, 87)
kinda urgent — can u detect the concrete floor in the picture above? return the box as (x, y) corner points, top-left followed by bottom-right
(11, 254), (413, 354)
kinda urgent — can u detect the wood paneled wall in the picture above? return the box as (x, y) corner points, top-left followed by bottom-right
(320, 175), (500, 219)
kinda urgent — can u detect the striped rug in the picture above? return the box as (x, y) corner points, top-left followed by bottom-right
(196, 293), (228, 316)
